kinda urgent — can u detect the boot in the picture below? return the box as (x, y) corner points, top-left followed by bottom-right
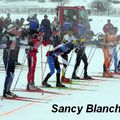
(103, 64), (107, 73)
(56, 83), (66, 87)
(27, 83), (41, 90)
(56, 73), (66, 87)
(42, 81), (51, 87)
(72, 74), (80, 79)
(84, 75), (92, 79)
(61, 76), (71, 83)
(3, 91), (18, 98)
(42, 73), (51, 87)
(103, 72), (112, 78)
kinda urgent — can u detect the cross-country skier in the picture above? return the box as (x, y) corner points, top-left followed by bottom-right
(61, 29), (77, 83)
(3, 24), (21, 98)
(103, 27), (119, 77)
(72, 19), (92, 79)
(42, 40), (78, 87)
(26, 27), (45, 90)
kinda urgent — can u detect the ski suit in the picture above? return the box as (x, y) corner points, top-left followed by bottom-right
(3, 34), (16, 93)
(103, 33), (118, 76)
(61, 33), (77, 78)
(43, 42), (74, 85)
(27, 35), (41, 84)
(72, 22), (90, 78)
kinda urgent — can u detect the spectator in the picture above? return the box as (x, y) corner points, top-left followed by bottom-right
(41, 15), (51, 41)
(27, 14), (39, 37)
(4, 13), (12, 29)
(103, 19), (114, 33)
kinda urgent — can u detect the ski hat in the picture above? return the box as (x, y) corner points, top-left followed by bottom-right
(44, 15), (47, 17)
(7, 24), (16, 32)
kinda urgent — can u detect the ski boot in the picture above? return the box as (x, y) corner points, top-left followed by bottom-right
(56, 83), (66, 88)
(72, 75), (80, 79)
(61, 76), (71, 84)
(84, 75), (92, 79)
(27, 83), (41, 90)
(103, 72), (112, 78)
(3, 91), (18, 98)
(42, 81), (51, 87)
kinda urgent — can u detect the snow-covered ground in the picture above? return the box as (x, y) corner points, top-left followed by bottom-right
(0, 13), (120, 120)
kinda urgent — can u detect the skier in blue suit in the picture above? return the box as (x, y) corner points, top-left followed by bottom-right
(42, 41), (77, 87)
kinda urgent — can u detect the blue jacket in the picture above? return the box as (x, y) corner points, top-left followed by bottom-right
(29, 19), (39, 30)
(63, 20), (72, 31)
(77, 23), (87, 35)
(47, 42), (74, 57)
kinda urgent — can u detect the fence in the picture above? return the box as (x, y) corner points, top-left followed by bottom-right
(90, 9), (120, 17)
(0, 7), (56, 15)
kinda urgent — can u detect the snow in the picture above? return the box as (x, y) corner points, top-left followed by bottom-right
(0, 2), (120, 120)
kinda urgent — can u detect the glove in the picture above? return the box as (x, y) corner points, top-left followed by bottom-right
(80, 38), (86, 43)
(72, 40), (78, 45)
(46, 51), (54, 57)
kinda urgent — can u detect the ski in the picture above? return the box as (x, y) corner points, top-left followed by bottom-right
(91, 75), (119, 79)
(0, 96), (44, 103)
(9, 95), (52, 101)
(15, 88), (64, 95)
(41, 85), (86, 91)
(49, 81), (98, 87)
(41, 86), (96, 92)
(69, 77), (105, 82)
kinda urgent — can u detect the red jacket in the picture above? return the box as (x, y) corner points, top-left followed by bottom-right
(29, 38), (41, 53)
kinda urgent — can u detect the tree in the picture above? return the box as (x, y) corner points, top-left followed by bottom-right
(90, 0), (111, 12)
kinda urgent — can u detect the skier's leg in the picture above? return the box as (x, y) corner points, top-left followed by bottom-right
(30, 54), (37, 83)
(27, 54), (32, 83)
(82, 53), (89, 78)
(103, 48), (112, 77)
(3, 64), (16, 98)
(42, 56), (55, 87)
(27, 53), (37, 90)
(55, 58), (65, 87)
(61, 53), (68, 78)
(113, 48), (118, 72)
(72, 49), (82, 78)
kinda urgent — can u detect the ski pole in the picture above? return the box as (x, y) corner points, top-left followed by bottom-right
(80, 46), (97, 77)
(40, 36), (53, 95)
(12, 52), (27, 92)
(40, 42), (44, 95)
